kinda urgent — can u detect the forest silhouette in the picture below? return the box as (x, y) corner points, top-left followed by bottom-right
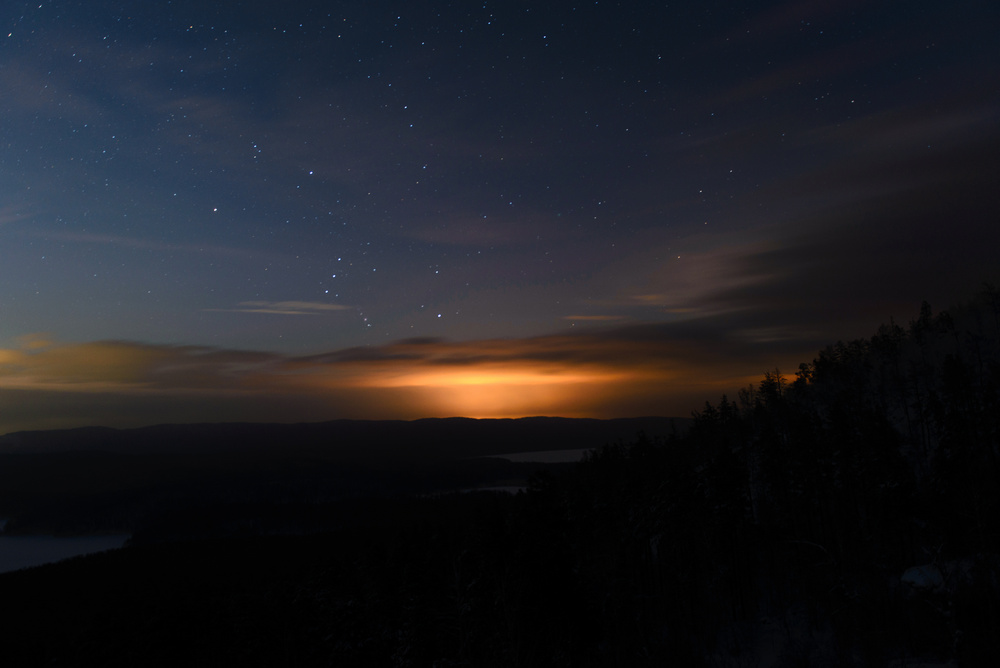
(2, 286), (999, 666)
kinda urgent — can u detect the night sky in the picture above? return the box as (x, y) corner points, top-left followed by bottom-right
(2, 1), (998, 433)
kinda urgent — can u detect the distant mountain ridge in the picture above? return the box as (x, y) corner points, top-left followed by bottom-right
(0, 416), (689, 460)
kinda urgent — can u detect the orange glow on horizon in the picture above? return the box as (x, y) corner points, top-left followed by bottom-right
(350, 366), (773, 420)
(0, 334), (800, 434)
(317, 363), (641, 419)
(352, 367), (629, 388)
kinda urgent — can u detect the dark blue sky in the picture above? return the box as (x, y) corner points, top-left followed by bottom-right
(1, 1), (998, 431)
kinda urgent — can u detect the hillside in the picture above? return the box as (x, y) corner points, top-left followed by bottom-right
(0, 416), (685, 539)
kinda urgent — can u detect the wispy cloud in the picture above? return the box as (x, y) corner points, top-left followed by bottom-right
(206, 301), (353, 315)
(24, 230), (261, 257)
(561, 315), (627, 322)
(0, 204), (36, 227)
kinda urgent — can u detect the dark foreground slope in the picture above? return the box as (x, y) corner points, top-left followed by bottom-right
(2, 490), (599, 668)
(3, 428), (998, 667)
(0, 416), (682, 538)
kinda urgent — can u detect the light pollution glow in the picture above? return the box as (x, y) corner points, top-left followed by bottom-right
(0, 333), (778, 434)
